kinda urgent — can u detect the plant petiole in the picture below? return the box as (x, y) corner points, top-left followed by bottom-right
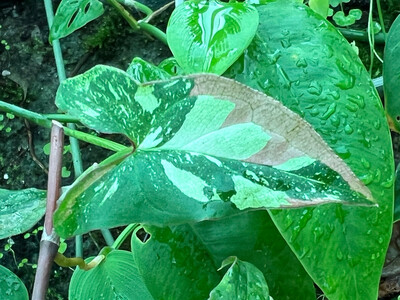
(0, 100), (127, 152)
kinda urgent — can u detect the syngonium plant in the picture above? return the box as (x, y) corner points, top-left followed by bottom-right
(0, 0), (395, 299)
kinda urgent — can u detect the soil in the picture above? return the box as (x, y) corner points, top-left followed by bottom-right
(1, 0), (400, 299)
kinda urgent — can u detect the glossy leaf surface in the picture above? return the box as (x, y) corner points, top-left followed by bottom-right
(209, 256), (270, 299)
(384, 14), (400, 131)
(226, 2), (393, 299)
(54, 67), (373, 238)
(0, 188), (46, 239)
(0, 265), (29, 300)
(127, 57), (171, 83)
(50, 0), (104, 42)
(192, 211), (316, 299)
(69, 250), (153, 300)
(167, 0), (259, 75)
(131, 225), (221, 299)
(131, 212), (314, 300)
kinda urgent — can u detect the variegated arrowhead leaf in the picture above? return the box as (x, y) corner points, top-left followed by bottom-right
(54, 65), (373, 238)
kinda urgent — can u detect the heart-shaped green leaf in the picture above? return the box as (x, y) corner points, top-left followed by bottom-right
(50, 0), (104, 42)
(209, 256), (270, 299)
(69, 250), (153, 299)
(384, 14), (400, 132)
(167, 0), (259, 75)
(54, 66), (373, 238)
(0, 188), (46, 239)
(226, 1), (393, 298)
(0, 265), (29, 300)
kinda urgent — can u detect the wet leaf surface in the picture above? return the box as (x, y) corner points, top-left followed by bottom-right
(226, 1), (394, 298)
(69, 250), (153, 300)
(0, 188), (46, 239)
(0, 265), (29, 300)
(54, 69), (373, 238)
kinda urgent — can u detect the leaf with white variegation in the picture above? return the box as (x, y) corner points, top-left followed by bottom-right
(167, 0), (259, 75)
(54, 65), (373, 238)
(209, 256), (270, 300)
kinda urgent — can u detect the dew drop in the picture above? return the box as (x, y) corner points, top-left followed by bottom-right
(344, 124), (353, 134)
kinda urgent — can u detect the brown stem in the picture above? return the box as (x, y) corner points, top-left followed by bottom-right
(32, 121), (64, 300)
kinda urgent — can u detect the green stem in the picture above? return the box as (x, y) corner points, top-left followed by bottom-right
(367, 0), (375, 75)
(0, 100), (127, 152)
(43, 114), (81, 123)
(44, 0), (86, 257)
(101, 229), (115, 246)
(138, 21), (168, 45)
(376, 0), (387, 41)
(338, 28), (385, 44)
(0, 100), (51, 128)
(117, 0), (153, 16)
(112, 224), (139, 249)
(106, 0), (140, 30)
(108, 0), (167, 44)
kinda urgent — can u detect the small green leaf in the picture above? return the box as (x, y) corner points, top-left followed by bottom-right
(61, 166), (71, 178)
(167, 0), (259, 75)
(384, 15), (400, 132)
(0, 188), (46, 239)
(50, 0), (104, 42)
(127, 57), (171, 83)
(332, 9), (362, 27)
(69, 250), (153, 300)
(43, 143), (51, 155)
(209, 257), (270, 300)
(0, 265), (29, 300)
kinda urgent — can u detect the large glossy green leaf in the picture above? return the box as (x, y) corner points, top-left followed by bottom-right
(50, 0), (104, 42)
(226, 1), (394, 298)
(0, 188), (46, 239)
(167, 0), (259, 75)
(0, 265), (28, 300)
(384, 14), (400, 132)
(69, 250), (153, 299)
(209, 256), (270, 300)
(54, 68), (373, 238)
(131, 211), (315, 300)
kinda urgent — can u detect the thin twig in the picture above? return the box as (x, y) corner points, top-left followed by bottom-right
(145, 1), (174, 23)
(24, 119), (48, 174)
